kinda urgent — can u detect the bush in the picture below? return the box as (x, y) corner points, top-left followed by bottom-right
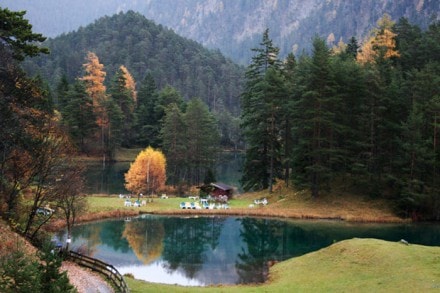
(0, 241), (77, 293)
(37, 242), (77, 293)
(0, 247), (42, 293)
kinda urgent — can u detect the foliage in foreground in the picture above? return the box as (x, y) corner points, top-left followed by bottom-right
(0, 7), (87, 246)
(0, 242), (76, 293)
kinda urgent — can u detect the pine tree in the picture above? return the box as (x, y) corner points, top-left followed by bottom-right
(0, 7), (49, 61)
(105, 97), (124, 159)
(109, 66), (135, 147)
(38, 243), (76, 293)
(184, 98), (220, 185)
(281, 52), (297, 186)
(134, 74), (160, 147)
(55, 75), (70, 111)
(345, 37), (359, 60)
(291, 37), (339, 197)
(240, 28), (284, 192)
(62, 81), (97, 152)
(161, 103), (187, 186)
(0, 248), (42, 292)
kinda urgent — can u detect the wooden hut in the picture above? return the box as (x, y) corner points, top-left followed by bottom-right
(209, 182), (234, 199)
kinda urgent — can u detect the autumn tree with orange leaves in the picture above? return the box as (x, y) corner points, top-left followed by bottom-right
(120, 65), (137, 103)
(357, 14), (400, 64)
(80, 52), (110, 158)
(81, 52), (107, 125)
(125, 147), (166, 197)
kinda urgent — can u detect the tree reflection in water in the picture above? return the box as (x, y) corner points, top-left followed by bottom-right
(64, 216), (440, 286)
(122, 219), (165, 263)
(161, 217), (224, 279)
(236, 218), (283, 283)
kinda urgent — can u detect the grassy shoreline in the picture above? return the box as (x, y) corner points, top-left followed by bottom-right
(48, 194), (405, 232)
(47, 186), (405, 231)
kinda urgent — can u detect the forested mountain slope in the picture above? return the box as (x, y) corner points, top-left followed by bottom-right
(2, 0), (439, 64)
(24, 11), (244, 115)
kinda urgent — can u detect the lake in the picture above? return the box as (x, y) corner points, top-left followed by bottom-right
(84, 152), (245, 194)
(58, 215), (440, 286)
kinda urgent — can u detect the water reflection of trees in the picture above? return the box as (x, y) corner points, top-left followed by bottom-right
(235, 218), (333, 284)
(122, 219), (165, 263)
(236, 218), (282, 283)
(69, 223), (103, 256)
(100, 221), (130, 253)
(161, 217), (224, 279)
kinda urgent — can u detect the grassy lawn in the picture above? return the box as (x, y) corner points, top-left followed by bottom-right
(123, 238), (440, 292)
(84, 181), (402, 222)
(85, 195), (251, 216)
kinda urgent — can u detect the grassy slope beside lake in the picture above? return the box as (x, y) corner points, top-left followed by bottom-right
(124, 238), (440, 292)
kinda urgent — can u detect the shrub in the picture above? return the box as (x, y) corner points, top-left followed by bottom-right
(0, 247), (42, 293)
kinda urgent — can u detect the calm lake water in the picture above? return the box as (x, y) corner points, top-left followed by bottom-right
(58, 215), (440, 286)
(84, 152), (244, 194)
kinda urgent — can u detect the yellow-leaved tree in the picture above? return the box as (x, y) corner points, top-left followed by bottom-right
(80, 52), (107, 127)
(357, 14), (400, 64)
(80, 51), (110, 160)
(124, 146), (166, 196)
(120, 65), (137, 104)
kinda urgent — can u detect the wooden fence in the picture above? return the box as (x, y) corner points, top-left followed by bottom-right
(67, 250), (129, 293)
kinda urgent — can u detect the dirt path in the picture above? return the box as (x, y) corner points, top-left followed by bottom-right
(61, 261), (114, 293)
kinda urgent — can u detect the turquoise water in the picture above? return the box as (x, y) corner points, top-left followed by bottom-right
(59, 215), (440, 286)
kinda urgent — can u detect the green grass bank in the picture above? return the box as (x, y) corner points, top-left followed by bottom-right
(124, 238), (440, 292)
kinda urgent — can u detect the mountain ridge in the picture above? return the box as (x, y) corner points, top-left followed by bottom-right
(2, 0), (439, 64)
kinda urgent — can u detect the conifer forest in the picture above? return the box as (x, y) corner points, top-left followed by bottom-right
(1, 7), (440, 220)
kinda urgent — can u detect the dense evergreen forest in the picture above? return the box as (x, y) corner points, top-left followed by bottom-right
(1, 6), (440, 220)
(241, 15), (440, 220)
(24, 11), (244, 115)
(22, 11), (237, 187)
(23, 11), (244, 157)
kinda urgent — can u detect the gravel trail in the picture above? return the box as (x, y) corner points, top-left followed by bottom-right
(62, 261), (114, 293)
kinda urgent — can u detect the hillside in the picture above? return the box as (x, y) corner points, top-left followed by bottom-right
(2, 0), (439, 64)
(23, 11), (244, 115)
